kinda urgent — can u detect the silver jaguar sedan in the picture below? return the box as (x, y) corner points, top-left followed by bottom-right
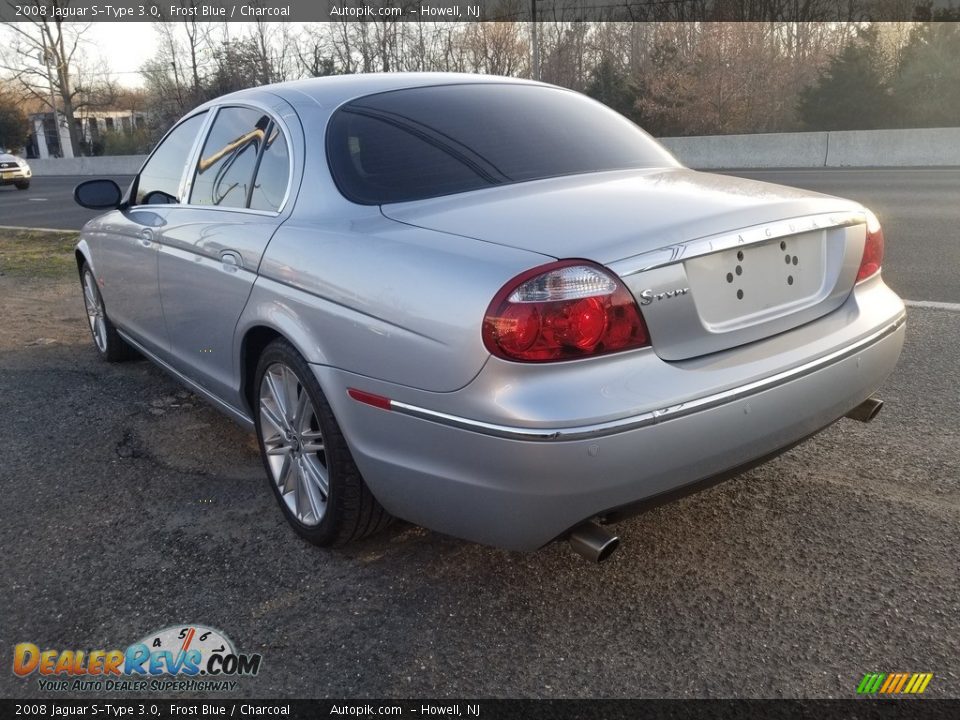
(73, 73), (905, 561)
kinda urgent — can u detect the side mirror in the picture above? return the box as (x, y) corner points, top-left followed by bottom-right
(74, 179), (122, 210)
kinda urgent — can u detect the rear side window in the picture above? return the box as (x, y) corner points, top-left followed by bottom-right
(135, 112), (207, 205)
(326, 84), (677, 205)
(190, 107), (271, 209)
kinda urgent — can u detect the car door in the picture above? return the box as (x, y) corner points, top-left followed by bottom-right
(90, 111), (209, 356)
(155, 103), (294, 404)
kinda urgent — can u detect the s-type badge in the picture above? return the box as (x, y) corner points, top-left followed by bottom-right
(638, 287), (690, 306)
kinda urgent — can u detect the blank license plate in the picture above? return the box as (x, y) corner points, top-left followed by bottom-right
(684, 231), (826, 328)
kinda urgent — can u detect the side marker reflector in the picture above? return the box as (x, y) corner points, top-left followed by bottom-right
(347, 388), (392, 411)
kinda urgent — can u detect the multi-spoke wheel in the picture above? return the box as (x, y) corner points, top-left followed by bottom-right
(254, 339), (392, 546)
(80, 264), (136, 362)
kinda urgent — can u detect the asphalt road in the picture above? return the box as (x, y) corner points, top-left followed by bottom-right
(0, 168), (958, 700)
(0, 175), (134, 231)
(3, 168), (958, 303)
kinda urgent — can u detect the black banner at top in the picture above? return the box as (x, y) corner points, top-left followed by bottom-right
(0, 0), (956, 23)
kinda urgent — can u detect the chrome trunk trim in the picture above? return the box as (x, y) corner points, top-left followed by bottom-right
(610, 211), (866, 277)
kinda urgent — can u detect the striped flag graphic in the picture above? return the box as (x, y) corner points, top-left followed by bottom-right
(857, 672), (933, 694)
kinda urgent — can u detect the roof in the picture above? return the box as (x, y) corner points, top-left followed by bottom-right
(202, 72), (546, 111)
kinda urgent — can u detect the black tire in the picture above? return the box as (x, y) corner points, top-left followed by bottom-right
(254, 338), (392, 547)
(80, 264), (138, 362)
(14, 181), (29, 190)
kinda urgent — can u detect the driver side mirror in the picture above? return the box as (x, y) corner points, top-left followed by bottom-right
(74, 179), (123, 210)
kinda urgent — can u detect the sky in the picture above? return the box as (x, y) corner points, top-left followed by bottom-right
(0, 22), (167, 89)
(86, 23), (160, 87)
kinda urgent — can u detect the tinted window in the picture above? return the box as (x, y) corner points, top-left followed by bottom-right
(135, 112), (207, 205)
(190, 107), (270, 208)
(249, 124), (290, 212)
(326, 84), (678, 205)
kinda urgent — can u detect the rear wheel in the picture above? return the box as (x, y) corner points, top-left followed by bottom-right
(81, 264), (137, 362)
(14, 181), (29, 190)
(254, 339), (392, 546)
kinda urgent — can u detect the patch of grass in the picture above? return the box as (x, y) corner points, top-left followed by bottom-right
(0, 229), (79, 279)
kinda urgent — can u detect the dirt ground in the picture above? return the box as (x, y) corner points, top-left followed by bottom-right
(0, 267), (89, 351)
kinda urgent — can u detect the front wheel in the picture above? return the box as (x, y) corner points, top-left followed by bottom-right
(254, 339), (392, 546)
(80, 264), (137, 362)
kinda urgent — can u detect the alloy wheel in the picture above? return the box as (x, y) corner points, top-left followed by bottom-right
(259, 362), (329, 526)
(82, 270), (108, 353)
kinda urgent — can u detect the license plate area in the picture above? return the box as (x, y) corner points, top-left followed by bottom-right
(684, 230), (827, 331)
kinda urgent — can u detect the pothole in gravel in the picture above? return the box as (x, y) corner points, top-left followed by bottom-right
(115, 429), (146, 459)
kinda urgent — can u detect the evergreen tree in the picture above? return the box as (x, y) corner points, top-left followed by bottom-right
(0, 83), (29, 151)
(585, 55), (640, 124)
(797, 28), (892, 131)
(892, 19), (960, 127)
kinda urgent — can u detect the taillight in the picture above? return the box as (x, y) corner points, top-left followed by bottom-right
(482, 260), (650, 362)
(857, 210), (885, 282)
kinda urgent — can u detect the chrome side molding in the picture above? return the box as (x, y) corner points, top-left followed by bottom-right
(388, 314), (905, 443)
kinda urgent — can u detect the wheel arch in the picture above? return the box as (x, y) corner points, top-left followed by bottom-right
(75, 239), (94, 278)
(239, 325), (283, 415)
(237, 320), (326, 417)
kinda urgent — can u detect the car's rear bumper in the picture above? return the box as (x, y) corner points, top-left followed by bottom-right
(315, 278), (905, 550)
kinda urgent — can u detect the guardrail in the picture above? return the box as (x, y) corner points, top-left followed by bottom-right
(26, 126), (960, 175)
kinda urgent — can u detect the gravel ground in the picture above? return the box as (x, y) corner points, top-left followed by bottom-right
(0, 271), (957, 699)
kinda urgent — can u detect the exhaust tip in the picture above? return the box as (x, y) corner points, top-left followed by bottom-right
(846, 397), (884, 423)
(568, 522), (620, 563)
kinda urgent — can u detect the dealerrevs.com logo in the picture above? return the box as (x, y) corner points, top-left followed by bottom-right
(13, 625), (263, 692)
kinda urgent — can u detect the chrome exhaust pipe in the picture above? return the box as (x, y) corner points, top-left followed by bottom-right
(568, 522), (620, 563)
(846, 397), (884, 423)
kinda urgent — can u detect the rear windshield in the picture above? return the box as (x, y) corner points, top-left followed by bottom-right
(326, 83), (678, 205)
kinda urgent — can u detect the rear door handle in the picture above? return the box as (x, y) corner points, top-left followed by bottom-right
(219, 250), (242, 270)
(138, 228), (154, 247)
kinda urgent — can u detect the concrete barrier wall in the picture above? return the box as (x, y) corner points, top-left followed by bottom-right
(661, 132), (830, 169)
(661, 127), (960, 169)
(30, 155), (146, 176)
(825, 128), (960, 167)
(28, 126), (960, 175)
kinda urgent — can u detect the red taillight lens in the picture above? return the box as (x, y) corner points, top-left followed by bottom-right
(857, 210), (885, 282)
(482, 260), (650, 362)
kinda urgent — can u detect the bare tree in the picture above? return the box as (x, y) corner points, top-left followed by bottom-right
(139, 15), (218, 139)
(295, 25), (339, 77)
(248, 21), (293, 85)
(1, 0), (116, 156)
(465, 22), (529, 76)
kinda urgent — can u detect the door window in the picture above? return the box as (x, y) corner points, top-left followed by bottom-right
(190, 107), (272, 209)
(135, 112), (207, 205)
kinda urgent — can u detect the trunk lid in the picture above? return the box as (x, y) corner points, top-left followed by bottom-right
(380, 168), (860, 263)
(382, 168), (869, 360)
